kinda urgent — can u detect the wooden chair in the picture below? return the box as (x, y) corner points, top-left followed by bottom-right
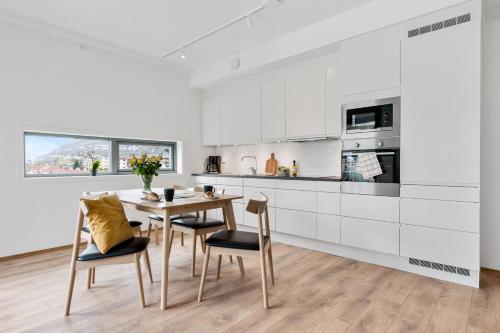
(170, 188), (229, 277)
(64, 194), (151, 316)
(198, 193), (275, 309)
(147, 185), (200, 246)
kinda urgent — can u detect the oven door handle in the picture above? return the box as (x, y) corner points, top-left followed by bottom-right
(342, 152), (396, 156)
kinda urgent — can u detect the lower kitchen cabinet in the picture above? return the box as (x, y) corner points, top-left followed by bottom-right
(400, 224), (479, 270)
(317, 192), (341, 215)
(244, 187), (276, 207)
(341, 217), (399, 255)
(316, 214), (341, 244)
(218, 202), (245, 226)
(245, 207), (276, 231)
(276, 208), (316, 239)
(276, 189), (316, 212)
(341, 194), (400, 223)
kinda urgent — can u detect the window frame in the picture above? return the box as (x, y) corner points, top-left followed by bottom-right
(23, 131), (178, 178)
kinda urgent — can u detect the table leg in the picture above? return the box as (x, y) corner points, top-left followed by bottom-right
(160, 210), (171, 310)
(223, 201), (245, 275)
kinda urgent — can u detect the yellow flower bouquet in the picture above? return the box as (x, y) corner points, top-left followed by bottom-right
(128, 154), (164, 193)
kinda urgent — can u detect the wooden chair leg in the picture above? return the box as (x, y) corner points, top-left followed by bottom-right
(147, 222), (153, 238)
(259, 250), (269, 309)
(267, 246), (275, 285)
(87, 268), (92, 289)
(143, 248), (154, 284)
(191, 232), (197, 278)
(169, 229), (175, 254)
(237, 256), (245, 276)
(200, 234), (206, 254)
(181, 232), (184, 246)
(154, 224), (160, 246)
(198, 246), (211, 302)
(64, 268), (77, 316)
(216, 255), (222, 279)
(134, 253), (146, 308)
(91, 267), (95, 284)
(229, 255), (233, 263)
(135, 227), (142, 238)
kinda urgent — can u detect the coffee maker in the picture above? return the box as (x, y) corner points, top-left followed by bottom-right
(206, 156), (221, 174)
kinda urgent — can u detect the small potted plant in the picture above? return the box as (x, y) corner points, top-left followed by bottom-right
(277, 166), (290, 177)
(91, 160), (100, 176)
(128, 154), (164, 193)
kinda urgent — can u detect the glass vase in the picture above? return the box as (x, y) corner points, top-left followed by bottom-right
(141, 174), (153, 193)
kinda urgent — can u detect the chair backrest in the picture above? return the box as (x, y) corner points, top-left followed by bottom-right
(246, 193), (270, 240)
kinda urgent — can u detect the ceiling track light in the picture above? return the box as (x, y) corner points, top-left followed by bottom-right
(179, 48), (187, 60)
(246, 14), (254, 28)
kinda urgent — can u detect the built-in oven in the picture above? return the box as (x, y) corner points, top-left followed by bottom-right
(342, 97), (400, 139)
(341, 137), (400, 197)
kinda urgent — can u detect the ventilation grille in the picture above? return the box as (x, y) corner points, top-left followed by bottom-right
(409, 258), (470, 277)
(408, 13), (471, 38)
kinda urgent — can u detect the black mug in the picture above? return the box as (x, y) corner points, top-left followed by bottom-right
(164, 188), (175, 202)
(203, 185), (215, 194)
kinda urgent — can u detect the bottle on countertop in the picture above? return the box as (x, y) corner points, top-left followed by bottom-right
(291, 160), (298, 177)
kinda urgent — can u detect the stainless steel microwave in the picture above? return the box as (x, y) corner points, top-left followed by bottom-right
(341, 97), (400, 139)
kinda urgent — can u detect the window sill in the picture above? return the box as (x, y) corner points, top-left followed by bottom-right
(22, 172), (187, 184)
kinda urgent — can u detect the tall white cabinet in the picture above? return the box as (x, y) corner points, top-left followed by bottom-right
(201, 96), (221, 146)
(220, 92), (239, 145)
(238, 86), (261, 145)
(261, 80), (286, 141)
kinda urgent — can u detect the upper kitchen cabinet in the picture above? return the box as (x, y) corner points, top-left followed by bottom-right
(325, 66), (341, 137)
(261, 80), (286, 141)
(220, 91), (239, 145)
(401, 22), (480, 186)
(201, 96), (221, 146)
(285, 70), (326, 139)
(238, 85), (261, 145)
(339, 42), (400, 96)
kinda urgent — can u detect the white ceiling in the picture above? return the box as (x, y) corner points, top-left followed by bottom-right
(0, 0), (377, 70)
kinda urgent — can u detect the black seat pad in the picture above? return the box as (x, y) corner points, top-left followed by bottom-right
(78, 237), (150, 261)
(148, 214), (197, 222)
(172, 217), (225, 230)
(81, 220), (142, 233)
(205, 230), (266, 251)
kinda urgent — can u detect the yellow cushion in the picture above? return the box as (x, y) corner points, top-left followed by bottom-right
(82, 195), (134, 254)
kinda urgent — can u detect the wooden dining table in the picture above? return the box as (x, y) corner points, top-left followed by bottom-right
(112, 188), (244, 310)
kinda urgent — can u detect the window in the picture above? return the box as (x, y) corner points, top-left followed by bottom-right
(24, 132), (177, 177)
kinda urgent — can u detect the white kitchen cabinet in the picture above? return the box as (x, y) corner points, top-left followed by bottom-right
(192, 176), (217, 186)
(275, 189), (316, 212)
(239, 86), (261, 145)
(275, 179), (317, 191)
(401, 22), (480, 186)
(276, 208), (316, 239)
(401, 185), (479, 203)
(341, 194), (400, 223)
(220, 202), (245, 226)
(217, 184), (244, 203)
(317, 192), (341, 215)
(285, 70), (326, 138)
(325, 66), (342, 137)
(341, 217), (399, 255)
(400, 224), (479, 270)
(340, 42), (400, 96)
(261, 80), (286, 141)
(316, 181), (341, 193)
(220, 91), (239, 145)
(245, 207), (276, 231)
(216, 177), (243, 186)
(244, 178), (276, 189)
(201, 96), (221, 146)
(317, 214), (341, 244)
(244, 187), (276, 207)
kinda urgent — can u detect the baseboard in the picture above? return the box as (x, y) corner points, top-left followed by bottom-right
(0, 243), (76, 262)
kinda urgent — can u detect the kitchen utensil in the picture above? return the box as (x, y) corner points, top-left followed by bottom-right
(265, 153), (278, 176)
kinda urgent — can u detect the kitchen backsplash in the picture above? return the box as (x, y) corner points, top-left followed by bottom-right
(214, 139), (342, 177)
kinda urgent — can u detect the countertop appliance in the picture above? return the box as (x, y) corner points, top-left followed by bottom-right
(206, 156), (221, 174)
(341, 137), (400, 197)
(342, 97), (400, 139)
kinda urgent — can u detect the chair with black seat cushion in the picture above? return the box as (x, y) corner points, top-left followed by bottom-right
(64, 194), (151, 316)
(146, 185), (201, 246)
(81, 219), (153, 286)
(198, 193), (275, 309)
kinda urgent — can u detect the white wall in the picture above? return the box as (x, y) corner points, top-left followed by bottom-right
(481, 0), (500, 269)
(215, 140), (342, 177)
(0, 19), (205, 257)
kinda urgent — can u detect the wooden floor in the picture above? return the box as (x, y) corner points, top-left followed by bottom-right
(2, 235), (500, 333)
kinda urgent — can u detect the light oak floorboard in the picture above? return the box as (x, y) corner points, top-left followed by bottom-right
(1, 234), (500, 333)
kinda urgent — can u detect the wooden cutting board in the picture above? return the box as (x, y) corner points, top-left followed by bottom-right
(265, 153), (278, 176)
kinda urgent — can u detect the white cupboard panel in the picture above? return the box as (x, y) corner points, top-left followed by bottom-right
(216, 177), (243, 186)
(218, 185), (243, 203)
(400, 224), (479, 270)
(341, 217), (399, 255)
(245, 207), (276, 231)
(317, 192), (341, 215)
(192, 176), (217, 186)
(276, 189), (316, 212)
(340, 42), (400, 96)
(275, 180), (317, 191)
(325, 66), (342, 137)
(239, 86), (261, 144)
(317, 214), (341, 244)
(316, 181), (341, 193)
(401, 185), (479, 203)
(220, 92), (239, 145)
(285, 70), (326, 138)
(400, 198), (479, 233)
(221, 202), (245, 226)
(276, 209), (316, 239)
(261, 80), (286, 141)
(341, 194), (400, 223)
(201, 96), (221, 146)
(244, 187), (276, 207)
(244, 178), (276, 189)
(401, 23), (480, 186)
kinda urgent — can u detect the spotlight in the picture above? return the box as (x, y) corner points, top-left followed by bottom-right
(180, 49), (187, 60)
